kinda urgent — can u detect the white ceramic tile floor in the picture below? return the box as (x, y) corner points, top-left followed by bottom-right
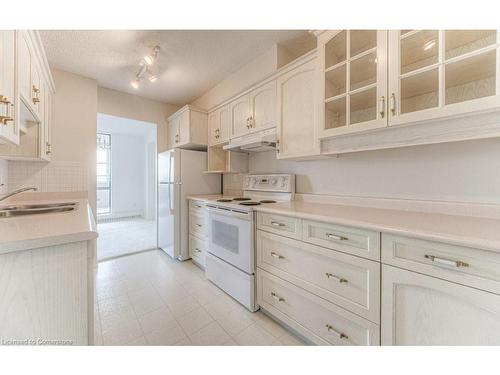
(97, 217), (157, 261)
(95, 249), (306, 346)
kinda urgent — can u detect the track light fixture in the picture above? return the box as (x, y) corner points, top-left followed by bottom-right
(131, 45), (160, 89)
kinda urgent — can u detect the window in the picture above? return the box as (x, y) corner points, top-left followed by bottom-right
(97, 133), (111, 215)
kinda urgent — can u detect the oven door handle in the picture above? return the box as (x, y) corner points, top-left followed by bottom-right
(207, 206), (252, 220)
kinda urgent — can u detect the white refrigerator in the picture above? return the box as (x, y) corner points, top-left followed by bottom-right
(158, 148), (221, 260)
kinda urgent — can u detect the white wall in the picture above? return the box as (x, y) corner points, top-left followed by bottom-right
(98, 113), (156, 219)
(191, 46), (279, 110)
(98, 87), (178, 152)
(193, 46), (500, 206)
(248, 138), (500, 204)
(107, 134), (146, 217)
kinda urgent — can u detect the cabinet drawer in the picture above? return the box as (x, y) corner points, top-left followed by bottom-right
(257, 269), (379, 345)
(257, 212), (301, 239)
(189, 212), (207, 238)
(189, 200), (206, 214)
(302, 220), (380, 261)
(189, 235), (206, 267)
(382, 234), (500, 295)
(257, 231), (380, 322)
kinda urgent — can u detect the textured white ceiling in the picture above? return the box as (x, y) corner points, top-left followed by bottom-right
(40, 30), (310, 105)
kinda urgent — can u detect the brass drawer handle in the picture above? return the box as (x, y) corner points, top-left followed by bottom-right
(325, 324), (348, 340)
(271, 292), (285, 302)
(270, 221), (286, 227)
(270, 252), (284, 259)
(326, 233), (348, 241)
(0, 96), (13, 124)
(325, 273), (348, 283)
(32, 85), (40, 104)
(195, 223), (203, 227)
(424, 254), (469, 268)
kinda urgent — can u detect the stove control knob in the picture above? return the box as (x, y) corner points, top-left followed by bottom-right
(271, 178), (277, 185)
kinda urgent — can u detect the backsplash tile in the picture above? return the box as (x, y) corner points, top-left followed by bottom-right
(222, 173), (246, 196)
(8, 161), (89, 193)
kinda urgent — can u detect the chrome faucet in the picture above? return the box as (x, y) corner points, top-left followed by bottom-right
(0, 187), (38, 202)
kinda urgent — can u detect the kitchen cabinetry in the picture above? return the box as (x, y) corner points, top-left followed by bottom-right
(388, 30), (500, 126)
(0, 30), (54, 161)
(208, 104), (230, 146)
(0, 30), (19, 145)
(231, 80), (277, 139)
(381, 233), (500, 345)
(276, 55), (320, 159)
(230, 94), (251, 138)
(206, 145), (248, 174)
(188, 199), (209, 268)
(319, 29), (500, 154)
(249, 80), (276, 132)
(167, 105), (208, 150)
(318, 30), (388, 139)
(256, 211), (381, 345)
(0, 240), (95, 345)
(381, 265), (500, 345)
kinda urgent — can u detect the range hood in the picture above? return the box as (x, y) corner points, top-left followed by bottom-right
(223, 128), (277, 152)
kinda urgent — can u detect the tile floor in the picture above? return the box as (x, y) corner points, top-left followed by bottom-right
(97, 217), (157, 261)
(94, 249), (306, 346)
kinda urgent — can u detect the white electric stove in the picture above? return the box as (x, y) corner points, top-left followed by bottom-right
(205, 174), (295, 311)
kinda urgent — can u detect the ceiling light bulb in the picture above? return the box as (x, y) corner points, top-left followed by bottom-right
(149, 74), (158, 83)
(423, 40), (436, 51)
(131, 79), (140, 89)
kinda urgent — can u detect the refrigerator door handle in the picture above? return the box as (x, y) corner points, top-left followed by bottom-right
(169, 155), (174, 214)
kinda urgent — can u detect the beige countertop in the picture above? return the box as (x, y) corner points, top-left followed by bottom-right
(188, 195), (500, 252)
(0, 192), (98, 254)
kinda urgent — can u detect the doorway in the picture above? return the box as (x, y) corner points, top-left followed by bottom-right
(96, 113), (157, 261)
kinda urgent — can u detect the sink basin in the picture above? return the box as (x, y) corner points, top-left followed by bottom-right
(0, 202), (77, 218)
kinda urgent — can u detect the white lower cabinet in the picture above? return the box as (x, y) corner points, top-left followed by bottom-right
(257, 230), (380, 322)
(188, 199), (208, 268)
(256, 212), (381, 345)
(257, 269), (380, 345)
(381, 264), (500, 345)
(0, 240), (94, 345)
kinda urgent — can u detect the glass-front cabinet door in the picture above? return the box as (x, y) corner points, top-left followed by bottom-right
(388, 30), (500, 126)
(319, 30), (388, 138)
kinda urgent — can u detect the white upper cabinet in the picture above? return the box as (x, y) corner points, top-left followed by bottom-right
(230, 94), (250, 138)
(319, 30), (388, 139)
(249, 80), (276, 132)
(388, 30), (500, 126)
(0, 30), (54, 160)
(167, 105), (208, 150)
(208, 104), (230, 146)
(18, 32), (32, 109)
(231, 80), (277, 138)
(0, 30), (19, 145)
(276, 56), (320, 159)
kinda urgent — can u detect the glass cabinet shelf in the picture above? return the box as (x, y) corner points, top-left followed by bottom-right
(390, 29), (500, 122)
(321, 29), (386, 134)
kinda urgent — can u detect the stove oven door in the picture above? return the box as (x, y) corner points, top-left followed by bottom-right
(207, 207), (254, 274)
